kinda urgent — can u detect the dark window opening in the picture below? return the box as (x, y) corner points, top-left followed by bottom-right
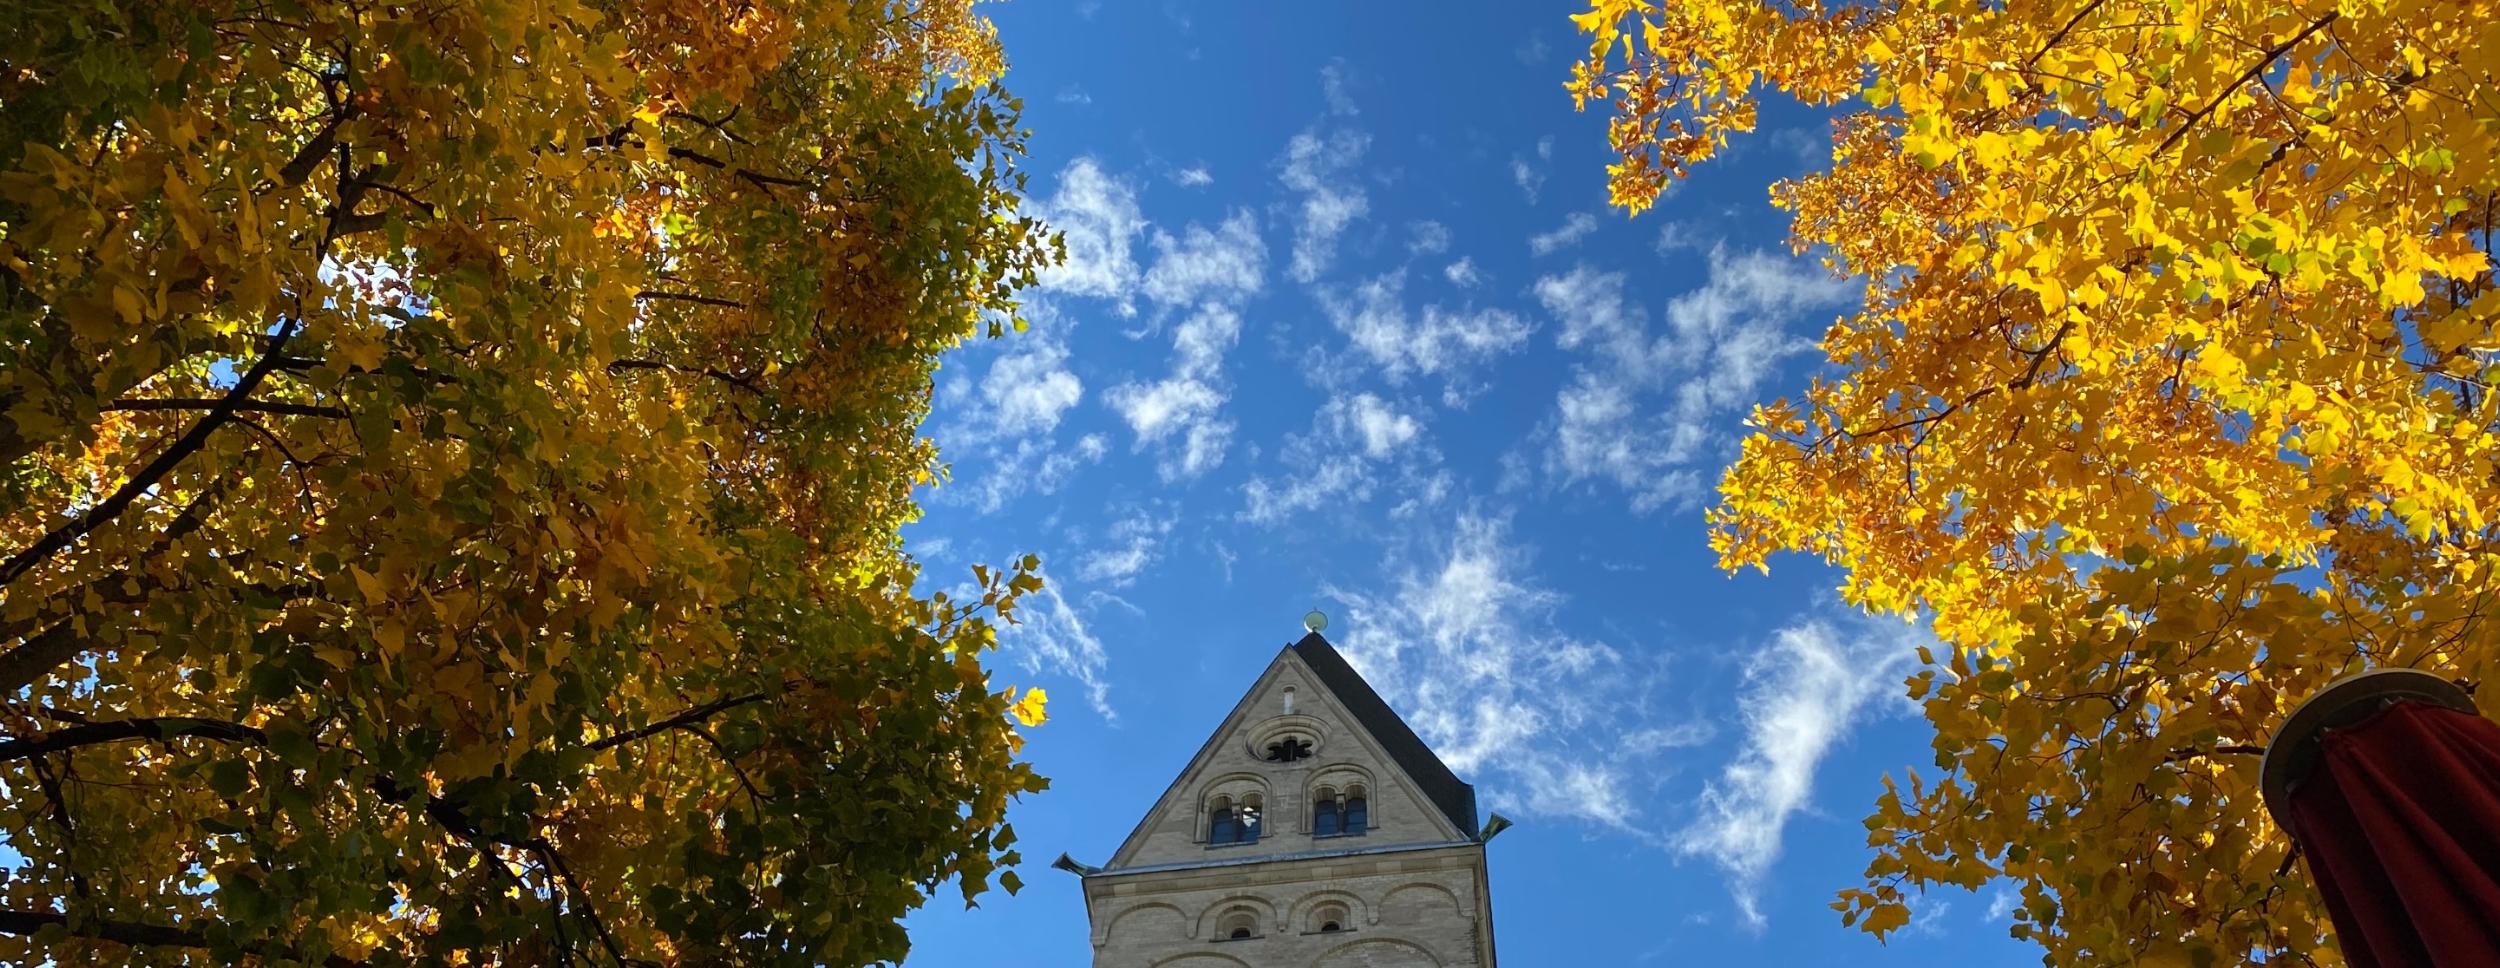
(1314, 793), (1368, 837)
(1209, 801), (1260, 845)
(1263, 737), (1313, 762)
(1320, 921), (1342, 933)
(1228, 927), (1253, 940)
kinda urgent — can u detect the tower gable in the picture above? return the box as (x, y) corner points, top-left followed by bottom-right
(1104, 632), (1479, 872)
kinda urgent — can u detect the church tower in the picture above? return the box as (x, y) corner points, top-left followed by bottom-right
(1068, 627), (1499, 967)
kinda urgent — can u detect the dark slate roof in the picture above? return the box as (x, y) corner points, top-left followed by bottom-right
(1291, 631), (1479, 840)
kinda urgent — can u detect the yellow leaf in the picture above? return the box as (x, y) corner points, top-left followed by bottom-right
(1009, 687), (1048, 727)
(2383, 268), (2426, 305)
(351, 566), (387, 605)
(111, 285), (142, 325)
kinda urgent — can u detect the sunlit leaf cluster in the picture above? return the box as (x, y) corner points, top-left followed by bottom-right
(1574, 0), (2496, 964)
(0, 0), (1057, 964)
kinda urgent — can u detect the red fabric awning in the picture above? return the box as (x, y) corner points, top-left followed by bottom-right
(2281, 699), (2500, 967)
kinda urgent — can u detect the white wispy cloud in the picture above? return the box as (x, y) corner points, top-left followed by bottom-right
(1034, 157), (1146, 313)
(1339, 392), (1421, 458)
(961, 433), (1109, 513)
(1322, 270), (1533, 403)
(1676, 614), (1924, 927)
(1141, 210), (1265, 308)
(1529, 211), (1601, 257)
(1320, 60), (1360, 116)
(928, 299), (1103, 512)
(1444, 257), (1484, 288)
(1622, 721), (1717, 754)
(1516, 34), (1550, 65)
(1239, 392), (1434, 524)
(1987, 887), (2020, 922)
(1511, 135), (1556, 204)
(1280, 127), (1371, 284)
(1532, 248), (1853, 511)
(1409, 220), (1452, 255)
(1766, 126), (1829, 166)
(1907, 899), (1954, 937)
(1108, 304), (1243, 480)
(976, 336), (1082, 437)
(1210, 540), (1238, 583)
(1654, 221), (1703, 254)
(1172, 166), (1214, 188)
(1055, 84), (1094, 106)
(1078, 508), (1176, 587)
(1324, 514), (1675, 832)
(1661, 248), (1853, 418)
(1002, 584), (1117, 719)
(1510, 157), (1544, 205)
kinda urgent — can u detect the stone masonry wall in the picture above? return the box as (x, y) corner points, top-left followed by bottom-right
(1086, 845), (1489, 968)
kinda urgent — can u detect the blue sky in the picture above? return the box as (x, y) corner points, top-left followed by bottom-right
(898, 2), (2039, 965)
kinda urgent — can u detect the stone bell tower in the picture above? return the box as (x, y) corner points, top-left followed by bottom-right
(1065, 624), (1499, 967)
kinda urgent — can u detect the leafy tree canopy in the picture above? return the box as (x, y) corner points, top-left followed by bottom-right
(1573, 0), (2495, 963)
(0, 0), (1057, 964)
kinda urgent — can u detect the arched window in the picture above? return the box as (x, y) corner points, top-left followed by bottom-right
(1208, 796), (1237, 844)
(1237, 794), (1262, 843)
(1308, 900), (1352, 934)
(1208, 794), (1261, 845)
(1262, 735), (1313, 762)
(1215, 908), (1260, 941)
(1311, 783), (1368, 837)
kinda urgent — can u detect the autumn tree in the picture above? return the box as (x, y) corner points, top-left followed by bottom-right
(0, 0), (1058, 964)
(1572, 0), (2496, 964)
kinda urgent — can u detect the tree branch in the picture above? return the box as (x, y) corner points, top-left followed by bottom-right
(0, 319), (302, 593)
(0, 908), (361, 967)
(634, 290), (747, 310)
(685, 723), (767, 807)
(0, 716), (648, 963)
(525, 835), (628, 965)
(0, 717), (269, 762)
(2025, 0), (2108, 68)
(104, 398), (347, 418)
(275, 113), (346, 189)
(589, 693), (767, 751)
(666, 107), (752, 146)
(607, 359), (764, 396)
(2164, 744), (2265, 763)
(663, 146), (814, 191)
(2152, 11), (2339, 158)
(0, 482), (226, 694)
